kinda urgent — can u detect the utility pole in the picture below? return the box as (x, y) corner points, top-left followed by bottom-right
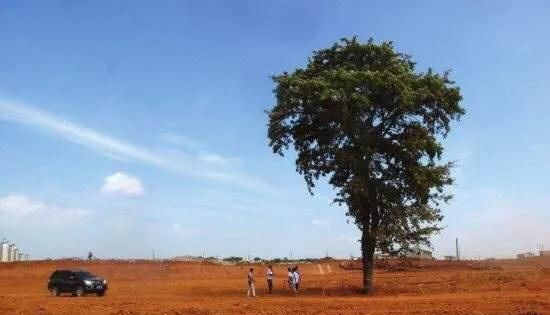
(456, 238), (460, 261)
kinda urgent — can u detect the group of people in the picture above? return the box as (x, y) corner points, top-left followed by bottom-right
(247, 265), (301, 298)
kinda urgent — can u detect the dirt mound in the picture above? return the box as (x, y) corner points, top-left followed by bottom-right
(339, 258), (482, 272)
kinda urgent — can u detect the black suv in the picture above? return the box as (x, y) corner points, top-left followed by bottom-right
(48, 269), (108, 297)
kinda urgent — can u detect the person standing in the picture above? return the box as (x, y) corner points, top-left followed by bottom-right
(266, 265), (275, 294)
(247, 268), (257, 297)
(293, 266), (301, 292)
(287, 267), (295, 293)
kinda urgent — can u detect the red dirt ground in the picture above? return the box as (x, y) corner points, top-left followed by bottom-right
(0, 258), (548, 314)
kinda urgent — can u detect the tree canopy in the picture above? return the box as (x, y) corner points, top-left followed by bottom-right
(267, 37), (464, 293)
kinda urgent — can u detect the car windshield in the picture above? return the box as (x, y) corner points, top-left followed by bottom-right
(73, 271), (96, 279)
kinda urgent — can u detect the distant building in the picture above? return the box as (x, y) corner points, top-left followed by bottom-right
(444, 255), (456, 260)
(0, 239), (8, 262)
(374, 252), (391, 259)
(172, 255), (203, 262)
(540, 250), (550, 257)
(517, 252), (535, 259)
(405, 248), (433, 259)
(8, 244), (15, 262)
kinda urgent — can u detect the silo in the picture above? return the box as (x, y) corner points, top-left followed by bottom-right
(13, 247), (19, 262)
(17, 253), (23, 261)
(8, 244), (15, 262)
(24, 254), (29, 261)
(0, 239), (7, 262)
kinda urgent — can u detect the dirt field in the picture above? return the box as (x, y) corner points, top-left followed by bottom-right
(0, 258), (549, 315)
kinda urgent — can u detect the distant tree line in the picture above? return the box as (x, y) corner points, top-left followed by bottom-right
(220, 256), (334, 263)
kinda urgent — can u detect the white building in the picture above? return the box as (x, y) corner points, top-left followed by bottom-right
(172, 255), (203, 262)
(517, 252), (535, 259)
(405, 248), (433, 259)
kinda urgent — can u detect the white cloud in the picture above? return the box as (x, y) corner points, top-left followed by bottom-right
(0, 194), (43, 217)
(0, 194), (90, 225)
(0, 100), (274, 194)
(101, 172), (144, 196)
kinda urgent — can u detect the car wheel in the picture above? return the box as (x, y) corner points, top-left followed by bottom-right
(50, 287), (60, 297)
(74, 286), (84, 297)
(96, 290), (105, 297)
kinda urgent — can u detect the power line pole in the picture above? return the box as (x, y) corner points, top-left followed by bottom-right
(456, 238), (460, 261)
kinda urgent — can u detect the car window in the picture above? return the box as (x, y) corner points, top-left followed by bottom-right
(62, 271), (73, 279)
(73, 271), (95, 278)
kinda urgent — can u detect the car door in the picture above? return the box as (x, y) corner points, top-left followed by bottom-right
(49, 271), (61, 290)
(65, 272), (78, 291)
(56, 271), (69, 291)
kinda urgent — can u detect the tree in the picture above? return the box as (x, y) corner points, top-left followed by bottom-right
(87, 252), (93, 261)
(266, 37), (464, 294)
(222, 256), (244, 262)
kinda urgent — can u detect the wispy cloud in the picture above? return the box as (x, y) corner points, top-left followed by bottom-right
(160, 132), (201, 149)
(0, 100), (273, 193)
(0, 100), (169, 165)
(197, 152), (240, 166)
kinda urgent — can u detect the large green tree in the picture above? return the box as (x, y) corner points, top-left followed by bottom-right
(267, 37), (464, 294)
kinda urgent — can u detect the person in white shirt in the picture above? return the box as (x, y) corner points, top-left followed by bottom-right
(247, 268), (257, 297)
(287, 267), (295, 293)
(293, 266), (301, 292)
(266, 265), (275, 294)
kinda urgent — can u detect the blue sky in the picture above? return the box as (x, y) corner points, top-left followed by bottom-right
(1, 0), (549, 260)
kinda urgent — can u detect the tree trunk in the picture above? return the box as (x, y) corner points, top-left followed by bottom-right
(361, 230), (376, 294)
